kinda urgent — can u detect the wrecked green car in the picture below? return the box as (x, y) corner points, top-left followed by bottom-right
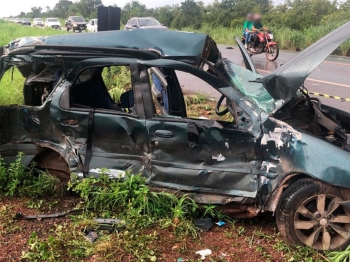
(1, 22), (350, 251)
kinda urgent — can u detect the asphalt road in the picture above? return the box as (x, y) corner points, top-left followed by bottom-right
(178, 45), (350, 112)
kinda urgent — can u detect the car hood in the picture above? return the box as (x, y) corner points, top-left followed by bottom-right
(237, 20), (350, 104)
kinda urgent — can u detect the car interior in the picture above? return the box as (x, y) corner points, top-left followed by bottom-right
(19, 64), (63, 107)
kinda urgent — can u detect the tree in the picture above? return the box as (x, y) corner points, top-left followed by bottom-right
(53, 0), (74, 18)
(31, 7), (42, 18)
(153, 6), (177, 27)
(171, 0), (203, 29)
(75, 0), (102, 18)
(122, 1), (150, 23)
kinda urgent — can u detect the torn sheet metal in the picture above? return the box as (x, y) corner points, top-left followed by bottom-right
(262, 21), (350, 101)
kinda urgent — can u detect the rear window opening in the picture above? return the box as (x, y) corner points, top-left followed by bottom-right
(69, 65), (135, 114)
(0, 64), (63, 107)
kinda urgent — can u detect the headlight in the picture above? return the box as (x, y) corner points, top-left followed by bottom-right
(268, 34), (273, 39)
(73, 23), (77, 27)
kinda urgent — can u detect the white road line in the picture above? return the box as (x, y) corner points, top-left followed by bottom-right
(257, 69), (350, 89)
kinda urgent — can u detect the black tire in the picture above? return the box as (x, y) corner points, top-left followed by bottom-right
(266, 44), (279, 61)
(276, 178), (350, 251)
(67, 27), (70, 32)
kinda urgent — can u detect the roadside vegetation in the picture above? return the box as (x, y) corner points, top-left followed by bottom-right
(10, 0), (350, 55)
(5, 0), (350, 55)
(0, 20), (66, 47)
(0, 153), (335, 261)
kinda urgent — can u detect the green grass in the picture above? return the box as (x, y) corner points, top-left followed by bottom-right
(0, 20), (67, 46)
(185, 20), (350, 55)
(0, 68), (25, 105)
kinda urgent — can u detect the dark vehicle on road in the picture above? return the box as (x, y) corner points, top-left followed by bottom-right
(1, 23), (350, 252)
(65, 16), (86, 32)
(124, 17), (167, 30)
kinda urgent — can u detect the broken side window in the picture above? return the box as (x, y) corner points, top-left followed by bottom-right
(174, 70), (233, 122)
(0, 63), (63, 107)
(0, 67), (26, 106)
(70, 65), (134, 113)
(101, 66), (132, 103)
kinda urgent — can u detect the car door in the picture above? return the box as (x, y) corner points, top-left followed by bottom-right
(144, 64), (260, 198)
(57, 59), (151, 178)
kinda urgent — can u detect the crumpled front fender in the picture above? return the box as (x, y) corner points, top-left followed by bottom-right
(262, 117), (350, 189)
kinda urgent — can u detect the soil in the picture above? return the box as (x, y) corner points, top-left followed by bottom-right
(0, 196), (324, 262)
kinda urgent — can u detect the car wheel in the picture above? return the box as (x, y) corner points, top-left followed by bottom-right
(67, 27), (70, 32)
(276, 178), (350, 251)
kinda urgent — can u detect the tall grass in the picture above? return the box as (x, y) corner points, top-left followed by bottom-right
(0, 68), (25, 105)
(188, 20), (350, 55)
(0, 20), (68, 46)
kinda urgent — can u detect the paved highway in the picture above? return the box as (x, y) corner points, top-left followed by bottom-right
(178, 45), (350, 112)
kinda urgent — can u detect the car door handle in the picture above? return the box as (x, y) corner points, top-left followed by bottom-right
(61, 118), (79, 126)
(155, 130), (174, 138)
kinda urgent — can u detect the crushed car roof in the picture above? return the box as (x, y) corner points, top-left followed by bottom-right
(4, 29), (218, 66)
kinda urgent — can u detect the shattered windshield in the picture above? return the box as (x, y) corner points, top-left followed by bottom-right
(216, 59), (279, 114)
(138, 18), (161, 26)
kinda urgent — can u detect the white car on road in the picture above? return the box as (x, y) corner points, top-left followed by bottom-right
(87, 19), (98, 32)
(45, 18), (61, 30)
(33, 18), (44, 27)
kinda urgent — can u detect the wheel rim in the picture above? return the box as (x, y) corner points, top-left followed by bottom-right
(267, 45), (277, 59)
(294, 194), (350, 250)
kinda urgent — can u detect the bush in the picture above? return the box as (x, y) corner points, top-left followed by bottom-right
(0, 153), (60, 198)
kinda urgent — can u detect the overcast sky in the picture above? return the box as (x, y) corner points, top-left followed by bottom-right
(1, 0), (221, 18)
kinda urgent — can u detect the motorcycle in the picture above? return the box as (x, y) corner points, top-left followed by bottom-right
(242, 30), (279, 61)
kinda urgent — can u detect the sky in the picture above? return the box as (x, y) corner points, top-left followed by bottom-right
(0, 0), (215, 18)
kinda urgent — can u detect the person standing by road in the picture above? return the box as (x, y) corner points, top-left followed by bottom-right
(242, 13), (254, 49)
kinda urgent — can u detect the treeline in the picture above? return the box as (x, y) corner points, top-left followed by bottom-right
(12, 0), (350, 30)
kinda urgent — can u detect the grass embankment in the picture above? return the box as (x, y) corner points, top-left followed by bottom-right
(0, 154), (332, 261)
(184, 20), (350, 55)
(0, 20), (67, 46)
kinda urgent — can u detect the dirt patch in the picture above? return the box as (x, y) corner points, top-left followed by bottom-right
(0, 196), (326, 261)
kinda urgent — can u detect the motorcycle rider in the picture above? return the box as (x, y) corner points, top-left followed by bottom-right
(242, 13), (254, 49)
(251, 13), (269, 48)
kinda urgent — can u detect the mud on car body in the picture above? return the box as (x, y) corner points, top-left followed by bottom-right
(1, 24), (350, 251)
